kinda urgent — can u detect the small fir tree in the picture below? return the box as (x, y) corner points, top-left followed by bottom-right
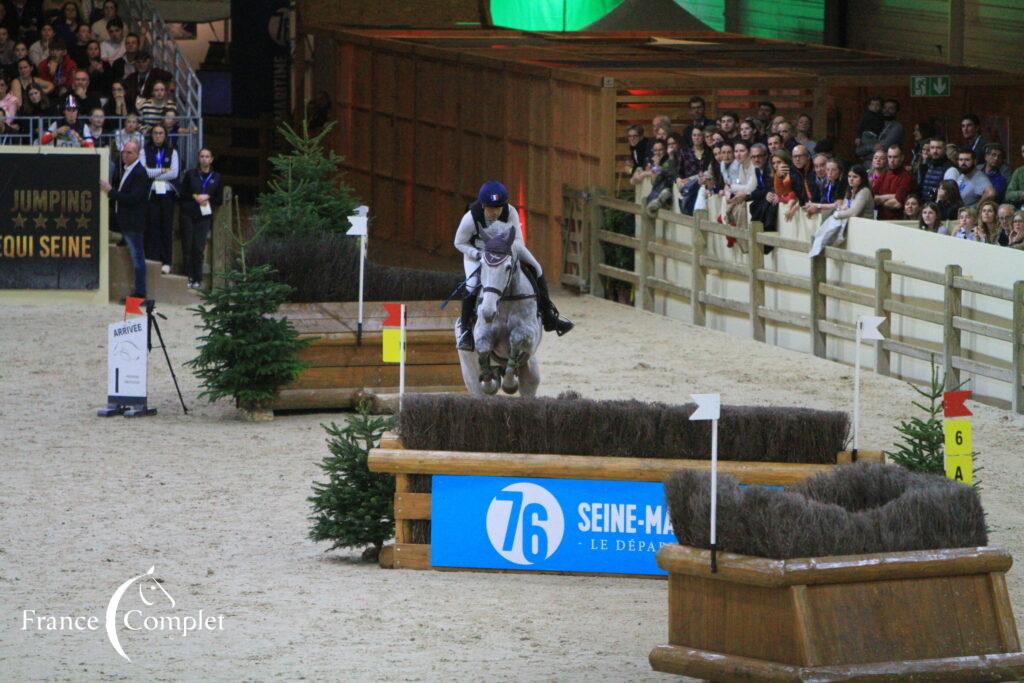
(257, 119), (360, 238)
(308, 404), (396, 559)
(187, 263), (310, 411)
(884, 362), (947, 474)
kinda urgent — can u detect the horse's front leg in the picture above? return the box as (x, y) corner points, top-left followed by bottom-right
(475, 328), (500, 395)
(504, 322), (537, 395)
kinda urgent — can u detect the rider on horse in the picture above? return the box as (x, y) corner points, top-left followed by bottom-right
(454, 180), (574, 351)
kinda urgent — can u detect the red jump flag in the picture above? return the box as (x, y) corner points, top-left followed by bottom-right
(124, 296), (145, 320)
(943, 390), (973, 418)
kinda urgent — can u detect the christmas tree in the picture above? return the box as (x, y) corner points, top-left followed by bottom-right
(309, 405), (396, 559)
(187, 262), (310, 412)
(256, 119), (360, 238)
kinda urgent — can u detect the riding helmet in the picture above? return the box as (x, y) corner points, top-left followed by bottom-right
(478, 181), (509, 207)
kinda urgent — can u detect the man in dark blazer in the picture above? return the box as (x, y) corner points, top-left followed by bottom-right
(101, 140), (151, 298)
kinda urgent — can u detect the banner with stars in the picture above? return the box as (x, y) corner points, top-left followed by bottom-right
(0, 151), (102, 290)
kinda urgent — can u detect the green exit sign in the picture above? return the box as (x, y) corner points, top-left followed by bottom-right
(910, 75), (950, 97)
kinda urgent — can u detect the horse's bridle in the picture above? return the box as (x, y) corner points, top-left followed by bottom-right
(480, 250), (536, 302)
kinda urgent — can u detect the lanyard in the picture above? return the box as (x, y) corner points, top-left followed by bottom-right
(199, 172), (215, 191)
(825, 184), (832, 202)
(155, 148), (165, 166)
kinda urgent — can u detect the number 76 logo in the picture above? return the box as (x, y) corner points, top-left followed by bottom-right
(486, 483), (565, 566)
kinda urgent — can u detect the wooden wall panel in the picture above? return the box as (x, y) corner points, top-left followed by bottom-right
(734, 0), (824, 44)
(965, 1), (1024, 74)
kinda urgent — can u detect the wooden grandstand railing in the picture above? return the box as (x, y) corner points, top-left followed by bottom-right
(571, 185), (1024, 414)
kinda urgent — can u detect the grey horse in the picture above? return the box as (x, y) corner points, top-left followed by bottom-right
(457, 226), (542, 396)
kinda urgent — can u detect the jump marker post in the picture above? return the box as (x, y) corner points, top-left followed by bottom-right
(346, 206), (369, 345)
(382, 303), (407, 410)
(853, 316), (886, 460)
(690, 393), (721, 572)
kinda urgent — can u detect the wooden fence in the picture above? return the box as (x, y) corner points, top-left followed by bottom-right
(567, 185), (1024, 414)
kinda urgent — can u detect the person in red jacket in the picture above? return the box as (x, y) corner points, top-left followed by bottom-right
(36, 37), (76, 95)
(871, 145), (915, 220)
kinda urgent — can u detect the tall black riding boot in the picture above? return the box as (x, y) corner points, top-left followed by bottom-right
(457, 293), (477, 351)
(536, 273), (574, 336)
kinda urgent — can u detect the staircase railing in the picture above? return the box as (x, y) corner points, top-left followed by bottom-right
(121, 0), (203, 170)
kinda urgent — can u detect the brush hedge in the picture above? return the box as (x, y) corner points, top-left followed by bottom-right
(398, 394), (850, 464)
(665, 463), (987, 559)
(247, 232), (459, 303)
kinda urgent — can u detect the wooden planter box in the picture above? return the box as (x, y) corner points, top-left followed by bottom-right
(650, 544), (1024, 681)
(368, 433), (882, 573)
(273, 302), (464, 410)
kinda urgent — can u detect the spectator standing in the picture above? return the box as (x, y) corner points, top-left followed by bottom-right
(854, 96), (883, 152)
(903, 194), (921, 220)
(772, 150), (801, 221)
(625, 124), (649, 175)
(747, 143), (779, 242)
(142, 122), (179, 273)
(1005, 143), (1024, 208)
(68, 21), (89, 65)
(943, 149), (994, 208)
(682, 96), (711, 149)
(28, 21), (53, 65)
(718, 111), (739, 144)
(630, 137), (665, 187)
(951, 207), (976, 239)
(811, 152), (828, 194)
(916, 137), (952, 203)
(100, 139), (149, 298)
(125, 51), (173, 101)
(83, 104), (104, 141)
(136, 78), (173, 131)
(960, 114), (986, 164)
(909, 120), (936, 177)
(0, 74), (19, 132)
(935, 180), (963, 221)
(805, 159), (847, 217)
(90, 0), (116, 40)
(777, 120), (797, 152)
(113, 110), (142, 150)
(858, 98), (903, 160)
(789, 145), (817, 205)
(98, 15), (122, 61)
(109, 29), (136, 80)
(36, 37), (75, 94)
(738, 118), (761, 146)
(79, 39), (108, 92)
(68, 67), (98, 110)
(3, 41), (28, 79)
(981, 143), (1009, 203)
(794, 114), (816, 153)
(868, 149), (886, 187)
(754, 101), (775, 135)
(766, 132), (782, 156)
(872, 145), (915, 220)
(918, 202), (942, 232)
(179, 147), (224, 289)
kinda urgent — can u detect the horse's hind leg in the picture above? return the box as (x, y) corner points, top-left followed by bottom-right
(518, 355), (541, 397)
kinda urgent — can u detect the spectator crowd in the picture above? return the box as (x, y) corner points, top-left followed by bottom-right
(627, 96), (1024, 251)
(1, 0), (217, 298)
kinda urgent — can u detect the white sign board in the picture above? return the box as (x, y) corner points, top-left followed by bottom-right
(107, 317), (148, 401)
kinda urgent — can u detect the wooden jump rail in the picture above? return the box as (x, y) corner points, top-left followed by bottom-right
(575, 186), (1024, 413)
(369, 432), (883, 572)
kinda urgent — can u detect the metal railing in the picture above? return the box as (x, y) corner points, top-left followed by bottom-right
(122, 0), (203, 168)
(1, 115), (202, 167)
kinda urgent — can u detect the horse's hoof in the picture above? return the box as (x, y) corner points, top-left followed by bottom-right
(481, 378), (500, 395)
(501, 382), (518, 395)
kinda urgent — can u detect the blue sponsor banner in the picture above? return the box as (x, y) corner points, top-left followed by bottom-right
(430, 475), (678, 576)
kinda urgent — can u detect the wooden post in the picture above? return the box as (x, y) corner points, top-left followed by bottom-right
(637, 211), (654, 312)
(589, 188), (606, 299)
(943, 264), (963, 391)
(874, 249), (892, 376)
(809, 254), (827, 358)
(1013, 281), (1024, 414)
(394, 473), (410, 544)
(748, 220), (765, 342)
(948, 0), (965, 66)
(210, 185), (233, 288)
(691, 213), (706, 327)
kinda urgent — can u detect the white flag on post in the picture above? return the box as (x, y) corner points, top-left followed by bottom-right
(345, 215), (368, 237)
(858, 315), (886, 341)
(347, 212), (369, 344)
(690, 392), (721, 573)
(689, 393), (721, 421)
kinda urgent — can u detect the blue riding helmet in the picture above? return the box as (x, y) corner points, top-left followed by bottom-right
(478, 181), (509, 207)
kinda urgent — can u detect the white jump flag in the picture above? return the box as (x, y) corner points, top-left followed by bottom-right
(690, 393), (721, 573)
(346, 213), (369, 345)
(853, 315), (886, 458)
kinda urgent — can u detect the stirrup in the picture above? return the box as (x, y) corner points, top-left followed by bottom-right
(457, 327), (475, 351)
(554, 316), (574, 336)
